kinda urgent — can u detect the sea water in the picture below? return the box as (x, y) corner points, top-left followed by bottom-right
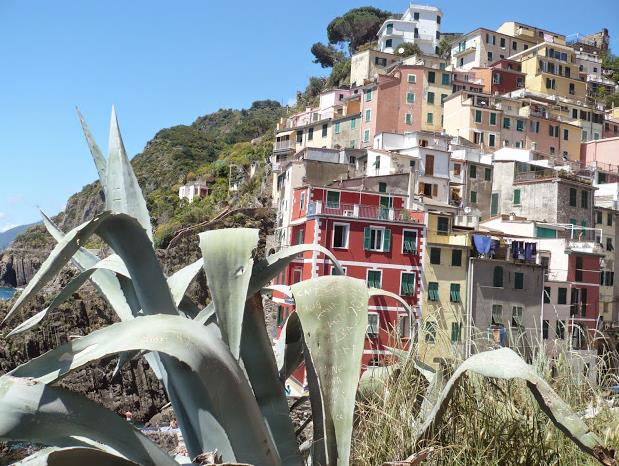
(0, 287), (16, 300)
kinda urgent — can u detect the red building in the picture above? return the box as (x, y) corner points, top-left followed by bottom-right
(567, 251), (601, 343)
(272, 184), (425, 370)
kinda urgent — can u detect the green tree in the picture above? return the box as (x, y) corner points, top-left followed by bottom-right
(310, 42), (346, 68)
(326, 59), (351, 88)
(327, 7), (395, 55)
(437, 36), (453, 60)
(296, 76), (328, 108)
(394, 42), (422, 58)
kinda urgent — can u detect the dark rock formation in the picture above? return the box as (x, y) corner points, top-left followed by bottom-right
(0, 248), (44, 287)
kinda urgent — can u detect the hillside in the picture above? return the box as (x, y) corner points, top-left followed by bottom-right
(0, 223), (38, 251)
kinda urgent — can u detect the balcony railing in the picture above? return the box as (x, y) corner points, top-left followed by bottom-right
(273, 140), (296, 151)
(307, 201), (420, 223)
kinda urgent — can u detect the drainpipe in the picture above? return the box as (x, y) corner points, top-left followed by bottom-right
(539, 264), (545, 351)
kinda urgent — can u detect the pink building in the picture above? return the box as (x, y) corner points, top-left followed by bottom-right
(581, 137), (619, 171)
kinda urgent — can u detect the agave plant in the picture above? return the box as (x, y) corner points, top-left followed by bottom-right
(0, 108), (616, 466)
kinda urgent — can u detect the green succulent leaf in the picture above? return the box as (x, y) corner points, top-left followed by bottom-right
(199, 228), (259, 359)
(291, 275), (368, 466)
(9, 314), (281, 466)
(104, 107), (153, 242)
(415, 347), (614, 465)
(0, 375), (176, 466)
(76, 108), (107, 188)
(274, 312), (304, 382)
(241, 294), (303, 466)
(167, 259), (203, 307)
(14, 446), (140, 466)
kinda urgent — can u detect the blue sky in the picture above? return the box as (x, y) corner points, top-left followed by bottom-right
(0, 0), (617, 230)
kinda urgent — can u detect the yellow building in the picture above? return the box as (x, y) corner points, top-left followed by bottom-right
(512, 43), (586, 100)
(419, 211), (470, 366)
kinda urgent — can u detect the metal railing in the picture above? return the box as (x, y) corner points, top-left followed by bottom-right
(273, 140), (296, 151)
(307, 201), (419, 223)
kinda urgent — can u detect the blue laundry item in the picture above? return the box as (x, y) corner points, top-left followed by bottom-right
(473, 234), (491, 255)
(490, 239), (500, 258)
(524, 242), (533, 260)
(499, 327), (506, 346)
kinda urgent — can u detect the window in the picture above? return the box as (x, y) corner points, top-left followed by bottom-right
(500, 37), (506, 48)
(514, 272), (524, 289)
(503, 117), (511, 129)
(569, 188), (577, 207)
(326, 190), (340, 208)
(292, 267), (302, 284)
(428, 282), (439, 301)
(474, 131), (483, 144)
(581, 191), (588, 208)
(351, 118), (356, 129)
(607, 238), (614, 251)
(407, 91), (415, 103)
(484, 167), (492, 181)
(425, 154), (434, 176)
(544, 287), (551, 303)
(543, 320), (549, 339)
(331, 266), (346, 276)
(549, 125), (559, 137)
(308, 127), (314, 140)
(454, 163), (461, 176)
(530, 121), (540, 133)
(451, 249), (462, 266)
(488, 134), (496, 147)
(436, 15), (441, 24)
(513, 189), (521, 205)
(386, 23), (393, 34)
(546, 78), (556, 89)
(427, 113), (433, 124)
(334, 122), (340, 134)
(407, 74), (416, 83)
(442, 73), (450, 85)
(296, 130), (303, 143)
(363, 129), (370, 143)
(367, 313), (379, 336)
(365, 89), (373, 102)
(470, 191), (477, 203)
(608, 213), (613, 227)
(424, 321), (437, 343)
(322, 124), (328, 137)
(405, 113), (412, 125)
(569, 83), (575, 95)
(493, 266), (504, 288)
(374, 155), (380, 169)
(332, 223), (349, 248)
(512, 306), (523, 327)
(403, 230), (417, 253)
(437, 216), (449, 235)
(512, 41), (518, 50)
(558, 287), (567, 305)
(427, 92), (434, 104)
(475, 110), (482, 123)
(365, 109), (371, 122)
(487, 51), (493, 62)
(367, 270), (382, 288)
(441, 93), (447, 104)
(430, 247), (441, 264)
(300, 191), (306, 211)
(451, 322), (461, 342)
(469, 164), (477, 178)
(572, 108), (578, 119)
(378, 182), (387, 193)
(492, 304), (503, 325)
(276, 306), (285, 325)
(450, 283), (461, 302)
(556, 320), (566, 339)
(596, 211), (603, 224)
(413, 11), (419, 20)
(489, 112), (497, 125)
(575, 256), (583, 282)
(516, 120), (524, 132)
(563, 129), (569, 141)
(401, 272), (416, 296)
(385, 38), (392, 48)
(428, 71), (435, 83)
(364, 227), (390, 252)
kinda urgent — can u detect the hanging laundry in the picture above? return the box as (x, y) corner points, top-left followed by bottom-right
(490, 239), (500, 258)
(473, 234), (491, 255)
(512, 241), (522, 259)
(499, 327), (507, 346)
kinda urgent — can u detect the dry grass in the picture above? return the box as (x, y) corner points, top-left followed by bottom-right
(352, 335), (619, 466)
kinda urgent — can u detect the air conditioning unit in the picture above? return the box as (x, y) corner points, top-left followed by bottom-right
(343, 210), (354, 217)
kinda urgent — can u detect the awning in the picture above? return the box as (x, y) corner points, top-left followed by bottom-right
(276, 129), (294, 138)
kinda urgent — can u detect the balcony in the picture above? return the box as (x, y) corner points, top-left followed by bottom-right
(307, 201), (420, 223)
(273, 140), (297, 155)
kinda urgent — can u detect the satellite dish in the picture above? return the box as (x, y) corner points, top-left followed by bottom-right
(464, 206), (472, 214)
(398, 47), (405, 54)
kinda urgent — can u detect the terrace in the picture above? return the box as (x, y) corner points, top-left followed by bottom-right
(307, 200), (423, 224)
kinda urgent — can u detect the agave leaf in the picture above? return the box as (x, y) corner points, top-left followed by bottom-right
(0, 375), (176, 466)
(199, 228), (259, 359)
(167, 258), (203, 307)
(105, 107), (153, 242)
(368, 288), (417, 320)
(14, 446), (139, 465)
(241, 294), (303, 466)
(415, 347), (614, 464)
(291, 276), (369, 466)
(3, 213), (112, 324)
(40, 211), (135, 321)
(193, 301), (216, 325)
(76, 108), (107, 188)
(274, 312), (304, 382)
(249, 244), (344, 296)
(9, 314), (281, 466)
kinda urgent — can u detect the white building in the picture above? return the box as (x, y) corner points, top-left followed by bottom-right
(179, 180), (211, 203)
(377, 4), (442, 56)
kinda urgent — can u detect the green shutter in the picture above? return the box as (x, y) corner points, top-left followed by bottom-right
(515, 272), (524, 289)
(383, 228), (391, 251)
(490, 113), (497, 125)
(364, 227), (371, 250)
(451, 322), (461, 342)
(450, 283), (461, 302)
(428, 282), (439, 301)
(513, 189), (521, 205)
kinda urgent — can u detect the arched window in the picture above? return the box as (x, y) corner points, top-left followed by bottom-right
(493, 266), (504, 288)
